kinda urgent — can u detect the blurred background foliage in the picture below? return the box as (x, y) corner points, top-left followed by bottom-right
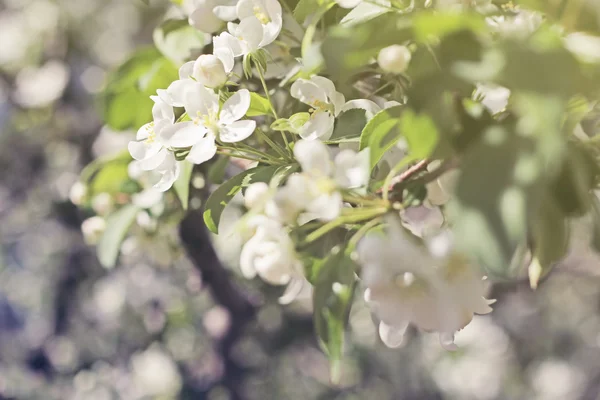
(4, 0), (600, 399)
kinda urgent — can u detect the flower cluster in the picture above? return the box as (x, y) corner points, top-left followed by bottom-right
(89, 0), (581, 360)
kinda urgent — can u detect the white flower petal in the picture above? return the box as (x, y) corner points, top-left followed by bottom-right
(334, 148), (370, 189)
(152, 97), (175, 123)
(293, 139), (332, 176)
(298, 111), (334, 140)
(179, 61), (195, 80)
(439, 332), (458, 351)
(136, 122), (153, 140)
(159, 121), (206, 148)
(336, 0), (362, 8)
(128, 140), (162, 162)
(186, 134), (217, 164)
(219, 120), (256, 143)
(166, 79), (194, 108)
(290, 78), (327, 106)
(220, 89), (251, 124)
(213, 4), (238, 21)
(379, 321), (408, 348)
(278, 277), (306, 305)
(236, 17), (264, 51)
(339, 99), (382, 119)
(307, 192), (342, 221)
(244, 182), (270, 210)
(139, 148), (169, 171)
(214, 31), (244, 58)
(184, 83), (220, 118)
(189, 1), (223, 33)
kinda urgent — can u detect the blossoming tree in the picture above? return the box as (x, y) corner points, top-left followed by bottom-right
(72, 0), (600, 380)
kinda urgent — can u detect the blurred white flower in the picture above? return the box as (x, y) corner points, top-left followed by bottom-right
(240, 215), (308, 303)
(184, 0), (231, 33)
(81, 216), (106, 245)
(565, 32), (600, 63)
(290, 76), (345, 140)
(474, 83), (510, 114)
(335, 0), (362, 8)
(358, 218), (493, 350)
(14, 60), (69, 108)
(69, 182), (87, 206)
(91, 193), (114, 216)
(131, 346), (182, 398)
(132, 188), (164, 209)
(377, 45), (412, 74)
(236, 0), (283, 46)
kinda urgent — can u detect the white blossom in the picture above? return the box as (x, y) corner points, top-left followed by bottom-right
(193, 54), (229, 88)
(127, 97), (181, 192)
(358, 218), (493, 350)
(290, 76), (346, 140)
(184, 0), (236, 34)
(81, 216), (106, 245)
(377, 45), (412, 74)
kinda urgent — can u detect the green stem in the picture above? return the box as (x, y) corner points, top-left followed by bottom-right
(215, 149), (277, 165)
(254, 61), (291, 150)
(348, 217), (383, 249)
(382, 157), (416, 201)
(304, 207), (387, 244)
(256, 128), (292, 161)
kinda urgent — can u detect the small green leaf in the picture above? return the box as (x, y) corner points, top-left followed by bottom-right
(174, 161), (194, 210)
(103, 48), (179, 132)
(359, 105), (403, 169)
(247, 93), (272, 117)
(204, 165), (281, 233)
(97, 205), (140, 268)
(313, 247), (356, 383)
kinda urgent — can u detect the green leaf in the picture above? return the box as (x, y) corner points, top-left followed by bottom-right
(153, 19), (206, 65)
(529, 195), (569, 288)
(102, 48), (179, 131)
(246, 93), (272, 117)
(340, 1), (390, 27)
(81, 151), (138, 198)
(174, 161), (194, 210)
(97, 205), (140, 268)
(203, 165), (281, 233)
(359, 105), (403, 169)
(398, 109), (439, 159)
(293, 0), (320, 23)
(313, 247), (356, 383)
(448, 126), (541, 277)
(322, 13), (413, 82)
(329, 108), (370, 143)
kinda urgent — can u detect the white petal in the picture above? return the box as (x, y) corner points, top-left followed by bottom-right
(189, 2), (223, 33)
(132, 188), (164, 209)
(166, 79), (194, 108)
(237, 17), (264, 51)
(220, 120), (256, 143)
(379, 321), (408, 348)
(159, 121), (206, 148)
(334, 148), (370, 189)
(151, 97), (175, 123)
(240, 237), (259, 279)
(184, 83), (219, 118)
(128, 140), (162, 162)
(235, 0), (255, 20)
(214, 31), (244, 58)
(439, 332), (458, 351)
(339, 99), (382, 119)
(214, 46), (235, 73)
(179, 61), (194, 80)
(244, 182), (270, 209)
(308, 192), (342, 221)
(139, 148), (169, 171)
(186, 134), (217, 164)
(220, 89), (251, 124)
(136, 122), (153, 140)
(293, 139), (332, 176)
(153, 163), (180, 192)
(213, 4), (238, 21)
(290, 78), (327, 106)
(278, 278), (306, 305)
(299, 111), (334, 140)
(336, 0), (362, 7)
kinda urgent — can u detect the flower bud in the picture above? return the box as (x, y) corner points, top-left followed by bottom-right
(92, 192), (113, 216)
(377, 45), (411, 74)
(81, 216), (106, 245)
(193, 54), (228, 88)
(69, 182), (87, 205)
